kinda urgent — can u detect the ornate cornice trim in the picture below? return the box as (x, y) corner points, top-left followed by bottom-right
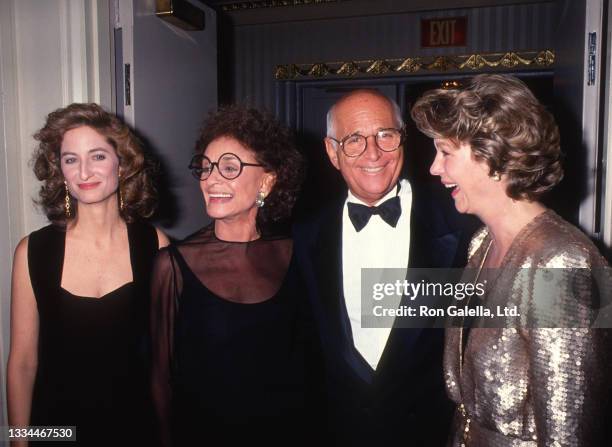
(221, 0), (347, 12)
(274, 50), (554, 80)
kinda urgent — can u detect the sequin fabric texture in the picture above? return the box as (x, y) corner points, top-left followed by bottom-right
(444, 210), (611, 446)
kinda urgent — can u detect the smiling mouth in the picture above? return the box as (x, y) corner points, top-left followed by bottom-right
(208, 193), (233, 200)
(359, 166), (385, 174)
(444, 183), (459, 196)
(77, 182), (100, 190)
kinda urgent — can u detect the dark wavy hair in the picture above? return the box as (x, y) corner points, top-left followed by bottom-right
(411, 74), (563, 201)
(194, 105), (304, 226)
(33, 103), (157, 224)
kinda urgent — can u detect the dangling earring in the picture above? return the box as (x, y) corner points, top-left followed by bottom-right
(118, 172), (124, 211)
(64, 181), (71, 218)
(491, 171), (502, 182)
(255, 190), (266, 208)
(117, 186), (124, 211)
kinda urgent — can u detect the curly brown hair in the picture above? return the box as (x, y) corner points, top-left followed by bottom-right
(410, 74), (563, 201)
(33, 103), (157, 224)
(194, 105), (304, 226)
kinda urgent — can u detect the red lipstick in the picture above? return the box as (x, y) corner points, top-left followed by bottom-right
(77, 182), (101, 190)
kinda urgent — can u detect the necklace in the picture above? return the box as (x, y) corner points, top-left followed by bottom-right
(457, 237), (494, 446)
(458, 237), (493, 372)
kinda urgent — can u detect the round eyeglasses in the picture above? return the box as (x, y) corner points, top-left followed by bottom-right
(329, 128), (404, 158)
(189, 152), (263, 181)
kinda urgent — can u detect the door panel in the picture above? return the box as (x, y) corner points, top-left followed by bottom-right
(554, 0), (606, 236)
(116, 0), (218, 239)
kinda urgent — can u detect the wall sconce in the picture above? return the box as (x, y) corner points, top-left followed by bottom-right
(156, 0), (205, 30)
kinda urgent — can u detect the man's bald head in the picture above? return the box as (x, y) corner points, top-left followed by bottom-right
(326, 89), (404, 139)
(323, 89), (405, 205)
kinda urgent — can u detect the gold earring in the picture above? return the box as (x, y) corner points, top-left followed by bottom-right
(118, 173), (124, 211)
(255, 190), (265, 208)
(64, 181), (71, 218)
(491, 171), (502, 182)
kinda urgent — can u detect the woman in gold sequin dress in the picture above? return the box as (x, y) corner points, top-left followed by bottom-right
(411, 74), (610, 446)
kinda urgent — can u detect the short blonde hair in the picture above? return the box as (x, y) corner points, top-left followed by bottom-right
(411, 74), (563, 201)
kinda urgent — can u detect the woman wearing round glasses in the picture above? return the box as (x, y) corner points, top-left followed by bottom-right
(150, 105), (322, 446)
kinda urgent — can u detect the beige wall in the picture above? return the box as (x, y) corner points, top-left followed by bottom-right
(0, 0), (111, 430)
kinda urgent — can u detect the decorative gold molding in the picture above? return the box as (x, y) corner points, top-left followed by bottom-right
(221, 0), (347, 12)
(274, 50), (555, 80)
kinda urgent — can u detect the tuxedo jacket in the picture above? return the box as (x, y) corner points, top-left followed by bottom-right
(293, 182), (476, 446)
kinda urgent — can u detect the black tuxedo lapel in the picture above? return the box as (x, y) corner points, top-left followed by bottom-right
(377, 184), (462, 377)
(408, 188), (461, 269)
(313, 204), (346, 341)
(314, 202), (375, 384)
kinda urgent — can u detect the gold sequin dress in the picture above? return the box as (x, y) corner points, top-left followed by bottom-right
(444, 210), (611, 446)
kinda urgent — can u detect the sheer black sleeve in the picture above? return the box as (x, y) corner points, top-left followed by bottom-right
(150, 247), (181, 447)
(150, 225), (327, 445)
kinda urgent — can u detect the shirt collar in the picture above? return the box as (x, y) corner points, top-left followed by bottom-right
(346, 182), (400, 207)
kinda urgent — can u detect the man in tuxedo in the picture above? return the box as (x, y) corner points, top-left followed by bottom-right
(294, 89), (473, 445)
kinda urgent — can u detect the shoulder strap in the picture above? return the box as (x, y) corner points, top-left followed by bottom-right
(27, 225), (65, 305)
(127, 221), (159, 287)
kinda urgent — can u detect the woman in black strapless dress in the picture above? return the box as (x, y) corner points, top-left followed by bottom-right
(7, 103), (169, 446)
(151, 106), (325, 446)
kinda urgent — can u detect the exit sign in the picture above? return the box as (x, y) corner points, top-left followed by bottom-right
(421, 17), (467, 47)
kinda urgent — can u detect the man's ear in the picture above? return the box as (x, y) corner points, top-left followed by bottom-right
(324, 138), (340, 170)
(261, 172), (277, 196)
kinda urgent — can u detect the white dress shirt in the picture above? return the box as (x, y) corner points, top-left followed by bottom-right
(342, 179), (412, 370)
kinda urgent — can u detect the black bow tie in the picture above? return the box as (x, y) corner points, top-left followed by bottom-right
(347, 196), (402, 232)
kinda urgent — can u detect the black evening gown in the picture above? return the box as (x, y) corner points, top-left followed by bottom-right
(27, 223), (159, 446)
(151, 225), (325, 447)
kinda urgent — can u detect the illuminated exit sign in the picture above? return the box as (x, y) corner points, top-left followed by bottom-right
(421, 17), (467, 47)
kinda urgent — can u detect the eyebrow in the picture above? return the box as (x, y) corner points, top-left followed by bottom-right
(60, 147), (112, 156)
(344, 127), (396, 137)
